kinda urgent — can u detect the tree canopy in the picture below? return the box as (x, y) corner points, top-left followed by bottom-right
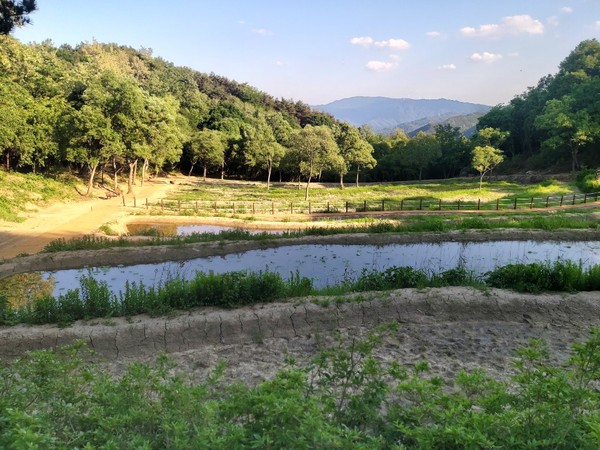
(0, 0), (37, 35)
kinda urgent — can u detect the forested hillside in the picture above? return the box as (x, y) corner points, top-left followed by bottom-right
(1, 35), (599, 189)
(0, 36), (366, 198)
(478, 39), (600, 173)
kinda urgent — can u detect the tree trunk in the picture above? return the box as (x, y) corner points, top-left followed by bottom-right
(479, 172), (484, 191)
(419, 167), (423, 181)
(113, 157), (119, 193)
(339, 171), (344, 190)
(127, 159), (138, 194)
(304, 163), (313, 201)
(571, 145), (579, 172)
(188, 163), (195, 177)
(267, 161), (272, 190)
(140, 159), (149, 188)
(133, 160), (138, 185)
(355, 165), (361, 187)
(220, 163), (225, 180)
(86, 163), (98, 196)
(203, 163), (207, 181)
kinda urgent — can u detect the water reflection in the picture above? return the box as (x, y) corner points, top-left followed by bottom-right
(127, 222), (287, 236)
(41, 240), (600, 296)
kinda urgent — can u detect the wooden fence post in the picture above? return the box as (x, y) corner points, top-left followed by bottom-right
(252, 202), (255, 214)
(160, 199), (163, 211)
(309, 202), (311, 214)
(513, 198), (518, 209)
(530, 197), (534, 208)
(457, 200), (461, 210)
(133, 197), (136, 208)
(400, 200), (404, 211)
(146, 198), (148, 209)
(584, 193), (588, 204)
(178, 200), (181, 213)
(346, 202), (349, 213)
(232, 202), (235, 213)
(382, 200), (385, 212)
(572, 194), (576, 205)
(195, 201), (198, 213)
(545, 197), (550, 208)
(272, 201), (275, 214)
(290, 202), (293, 214)
(560, 195), (564, 207)
(419, 199), (423, 210)
(477, 199), (480, 210)
(327, 201), (330, 213)
(496, 199), (499, 210)
(439, 199), (442, 211)
(364, 200), (367, 212)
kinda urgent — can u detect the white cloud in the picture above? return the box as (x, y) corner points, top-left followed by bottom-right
(437, 63), (457, 70)
(252, 28), (271, 36)
(461, 15), (544, 38)
(469, 52), (503, 63)
(366, 61), (398, 72)
(350, 36), (373, 47)
(426, 31), (441, 38)
(275, 61), (285, 66)
(374, 38), (410, 49)
(389, 54), (401, 61)
(561, 6), (573, 13)
(595, 20), (600, 30)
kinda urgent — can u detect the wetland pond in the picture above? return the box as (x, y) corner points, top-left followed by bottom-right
(43, 240), (600, 296)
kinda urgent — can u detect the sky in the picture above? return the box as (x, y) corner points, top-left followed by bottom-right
(12, 0), (600, 107)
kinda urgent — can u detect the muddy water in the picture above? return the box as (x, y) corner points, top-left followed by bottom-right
(43, 240), (600, 296)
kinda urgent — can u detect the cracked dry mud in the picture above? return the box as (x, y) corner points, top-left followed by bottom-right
(1, 287), (598, 384)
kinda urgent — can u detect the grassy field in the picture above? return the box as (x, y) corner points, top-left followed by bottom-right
(168, 177), (576, 203)
(0, 171), (77, 222)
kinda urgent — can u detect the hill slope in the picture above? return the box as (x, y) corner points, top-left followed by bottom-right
(314, 96), (491, 133)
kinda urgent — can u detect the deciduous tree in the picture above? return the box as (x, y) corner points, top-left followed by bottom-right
(472, 145), (504, 190)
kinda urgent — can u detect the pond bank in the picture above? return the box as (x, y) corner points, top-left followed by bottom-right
(0, 287), (598, 384)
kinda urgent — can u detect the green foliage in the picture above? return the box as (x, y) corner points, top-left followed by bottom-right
(11, 270), (314, 325)
(485, 260), (600, 293)
(0, 328), (599, 448)
(352, 266), (428, 291)
(0, 0), (37, 35)
(576, 168), (600, 193)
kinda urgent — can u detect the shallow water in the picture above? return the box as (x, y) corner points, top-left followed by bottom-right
(127, 223), (287, 236)
(43, 240), (600, 296)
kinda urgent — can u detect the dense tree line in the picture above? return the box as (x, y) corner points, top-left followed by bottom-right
(478, 39), (600, 172)
(0, 37), (375, 197)
(1, 36), (598, 192)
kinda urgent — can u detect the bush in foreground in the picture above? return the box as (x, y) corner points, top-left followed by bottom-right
(0, 328), (598, 448)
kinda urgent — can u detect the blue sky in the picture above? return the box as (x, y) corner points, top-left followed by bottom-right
(12, 0), (600, 106)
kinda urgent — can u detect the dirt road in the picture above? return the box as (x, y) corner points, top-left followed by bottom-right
(0, 178), (179, 260)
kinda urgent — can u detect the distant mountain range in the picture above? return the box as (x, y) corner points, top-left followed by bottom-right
(313, 96), (491, 136)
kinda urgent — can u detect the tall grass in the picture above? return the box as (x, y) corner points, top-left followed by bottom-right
(4, 260), (599, 326)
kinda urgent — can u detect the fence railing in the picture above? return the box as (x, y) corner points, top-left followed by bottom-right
(124, 191), (600, 215)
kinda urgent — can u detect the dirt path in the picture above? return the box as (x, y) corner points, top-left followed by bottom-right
(0, 177), (180, 260)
